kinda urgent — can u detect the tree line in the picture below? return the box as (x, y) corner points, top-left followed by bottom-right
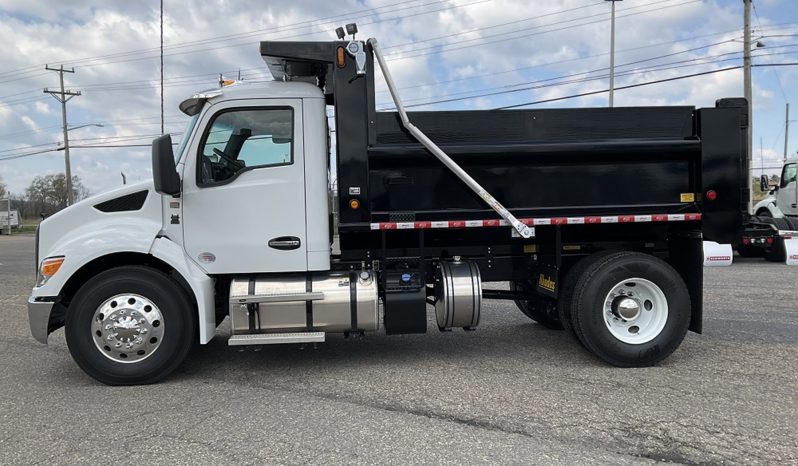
(0, 174), (90, 220)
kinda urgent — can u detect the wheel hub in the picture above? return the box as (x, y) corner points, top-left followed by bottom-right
(92, 294), (164, 363)
(611, 296), (640, 321)
(603, 278), (668, 345)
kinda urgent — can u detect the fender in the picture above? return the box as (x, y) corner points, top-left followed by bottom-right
(753, 198), (785, 218)
(149, 237), (216, 344)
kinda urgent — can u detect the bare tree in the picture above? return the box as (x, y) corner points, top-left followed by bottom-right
(0, 175), (6, 199)
(24, 174), (90, 216)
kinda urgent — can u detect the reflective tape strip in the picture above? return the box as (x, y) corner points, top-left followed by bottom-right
(370, 213), (702, 231)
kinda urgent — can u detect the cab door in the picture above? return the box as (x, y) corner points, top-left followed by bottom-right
(776, 163), (797, 216)
(181, 99), (307, 273)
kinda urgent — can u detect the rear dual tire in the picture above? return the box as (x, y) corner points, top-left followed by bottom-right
(509, 281), (563, 330)
(560, 251), (691, 367)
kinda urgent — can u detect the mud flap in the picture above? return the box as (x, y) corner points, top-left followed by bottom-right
(702, 241), (733, 267)
(784, 238), (798, 265)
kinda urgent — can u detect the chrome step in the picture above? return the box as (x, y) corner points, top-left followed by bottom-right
(229, 291), (324, 305)
(228, 331), (326, 346)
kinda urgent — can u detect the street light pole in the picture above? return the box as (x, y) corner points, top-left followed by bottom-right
(743, 0), (753, 214)
(606, 0), (622, 108)
(67, 123), (104, 132)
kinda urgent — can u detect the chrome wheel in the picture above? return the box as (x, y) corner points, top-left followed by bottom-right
(91, 293), (164, 363)
(603, 278), (667, 345)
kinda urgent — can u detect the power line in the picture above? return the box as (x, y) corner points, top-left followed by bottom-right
(498, 65), (772, 110)
(384, 42), (752, 108)
(380, 47), (798, 110)
(0, 0), (436, 79)
(4, 63), (797, 163)
(379, 27), (747, 95)
(0, 0), (481, 80)
(384, 0), (605, 51)
(385, 0), (702, 60)
(1, 0), (708, 101)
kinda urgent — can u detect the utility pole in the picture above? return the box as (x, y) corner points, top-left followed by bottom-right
(605, 0), (622, 107)
(44, 65), (81, 206)
(743, 0), (753, 213)
(784, 103), (790, 164)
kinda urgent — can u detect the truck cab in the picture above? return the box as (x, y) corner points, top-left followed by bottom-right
(754, 157), (798, 218)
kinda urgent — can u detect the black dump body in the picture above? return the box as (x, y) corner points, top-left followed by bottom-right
(261, 40), (749, 333)
(373, 107), (707, 219)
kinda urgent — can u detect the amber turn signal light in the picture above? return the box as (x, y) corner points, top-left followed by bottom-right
(349, 199), (360, 209)
(40, 256), (65, 278)
(337, 47), (346, 68)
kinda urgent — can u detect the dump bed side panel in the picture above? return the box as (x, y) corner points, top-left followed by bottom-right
(367, 107), (700, 221)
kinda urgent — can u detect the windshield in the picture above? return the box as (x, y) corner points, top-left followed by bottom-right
(174, 114), (200, 163)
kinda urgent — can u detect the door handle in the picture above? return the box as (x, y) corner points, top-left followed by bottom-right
(268, 236), (301, 250)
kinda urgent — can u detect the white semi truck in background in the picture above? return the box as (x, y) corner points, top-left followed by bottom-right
(27, 29), (764, 385)
(734, 158), (798, 261)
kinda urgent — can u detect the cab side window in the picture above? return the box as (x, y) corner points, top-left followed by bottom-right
(198, 108), (293, 185)
(780, 163), (796, 189)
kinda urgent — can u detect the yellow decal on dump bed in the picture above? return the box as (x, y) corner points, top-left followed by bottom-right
(680, 193), (695, 203)
(523, 244), (537, 254)
(538, 274), (556, 293)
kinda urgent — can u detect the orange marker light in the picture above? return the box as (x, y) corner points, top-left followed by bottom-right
(40, 256), (65, 277)
(337, 47), (346, 68)
(349, 199), (360, 209)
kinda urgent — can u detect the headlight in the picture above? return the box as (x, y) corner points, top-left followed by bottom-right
(36, 256), (65, 287)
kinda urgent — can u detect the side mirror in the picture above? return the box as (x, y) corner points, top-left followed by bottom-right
(152, 135), (180, 196)
(760, 174), (769, 193)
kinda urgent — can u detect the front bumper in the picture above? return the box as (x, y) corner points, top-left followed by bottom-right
(28, 297), (55, 344)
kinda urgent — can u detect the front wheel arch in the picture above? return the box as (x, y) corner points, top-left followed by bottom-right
(50, 252), (198, 338)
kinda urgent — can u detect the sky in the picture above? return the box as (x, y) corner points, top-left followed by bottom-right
(0, 0), (796, 196)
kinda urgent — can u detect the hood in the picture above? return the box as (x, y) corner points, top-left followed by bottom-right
(38, 180), (164, 264)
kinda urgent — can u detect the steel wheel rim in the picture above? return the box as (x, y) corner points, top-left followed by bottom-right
(602, 278), (667, 344)
(91, 293), (164, 363)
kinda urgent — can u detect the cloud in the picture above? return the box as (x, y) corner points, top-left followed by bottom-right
(33, 101), (53, 115)
(20, 115), (39, 131)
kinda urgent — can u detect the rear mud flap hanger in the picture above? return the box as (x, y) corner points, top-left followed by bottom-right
(366, 38), (534, 239)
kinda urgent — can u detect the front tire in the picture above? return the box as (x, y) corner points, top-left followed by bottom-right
(65, 266), (196, 385)
(570, 252), (690, 367)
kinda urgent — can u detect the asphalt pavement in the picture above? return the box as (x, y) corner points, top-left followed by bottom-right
(0, 234), (796, 465)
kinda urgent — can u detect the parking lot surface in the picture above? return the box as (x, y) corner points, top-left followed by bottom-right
(1, 234), (796, 465)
